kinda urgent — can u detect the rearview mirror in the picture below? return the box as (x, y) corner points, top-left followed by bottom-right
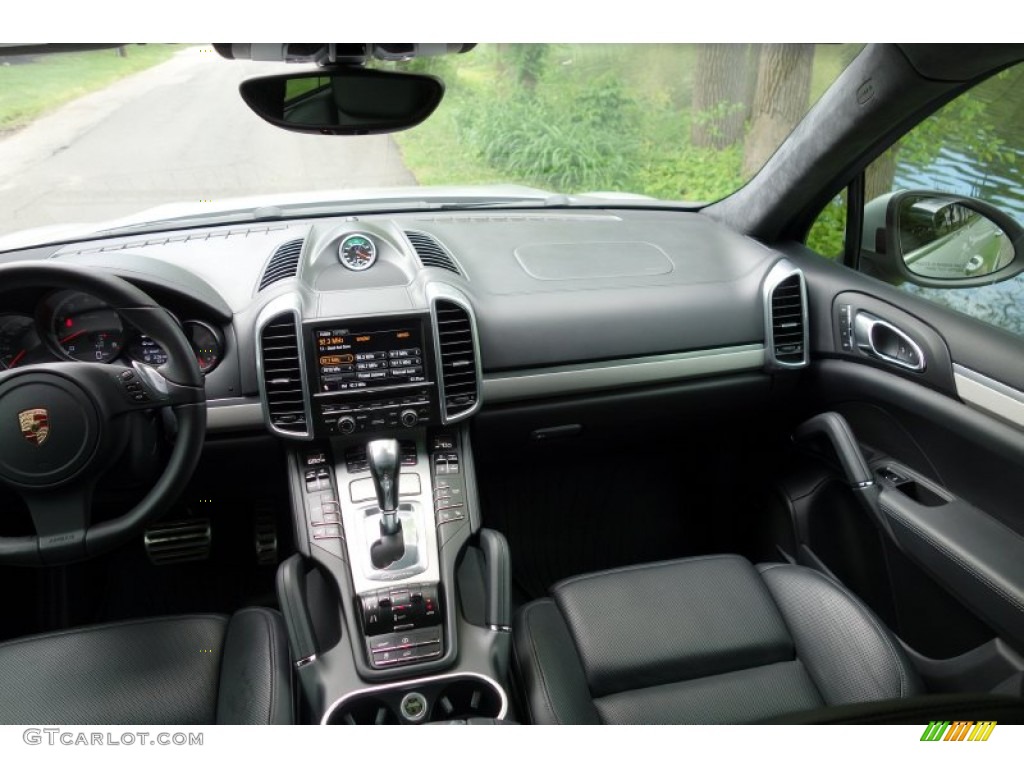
(239, 67), (444, 135)
(862, 191), (1024, 288)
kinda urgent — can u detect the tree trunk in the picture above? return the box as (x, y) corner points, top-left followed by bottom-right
(865, 146), (900, 202)
(691, 44), (749, 149)
(742, 44), (815, 177)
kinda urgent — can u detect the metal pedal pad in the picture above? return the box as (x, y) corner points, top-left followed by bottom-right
(144, 518), (212, 565)
(254, 513), (278, 566)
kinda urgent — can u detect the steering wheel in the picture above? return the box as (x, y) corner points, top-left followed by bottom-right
(0, 263), (207, 565)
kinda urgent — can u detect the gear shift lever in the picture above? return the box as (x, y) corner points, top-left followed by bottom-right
(367, 439), (405, 568)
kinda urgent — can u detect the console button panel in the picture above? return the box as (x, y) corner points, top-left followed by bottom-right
(300, 450), (344, 556)
(431, 433), (466, 525)
(362, 582), (443, 669)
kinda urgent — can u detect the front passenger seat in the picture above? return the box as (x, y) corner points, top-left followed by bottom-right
(0, 607), (292, 724)
(512, 554), (920, 724)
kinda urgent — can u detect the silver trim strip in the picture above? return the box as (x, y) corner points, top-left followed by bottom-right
(206, 399), (264, 431)
(320, 671), (508, 725)
(762, 259), (809, 370)
(953, 364), (1024, 429)
(482, 344), (765, 403)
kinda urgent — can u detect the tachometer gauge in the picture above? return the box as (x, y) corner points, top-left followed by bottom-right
(50, 292), (125, 363)
(338, 233), (378, 271)
(0, 314), (42, 369)
(184, 321), (223, 373)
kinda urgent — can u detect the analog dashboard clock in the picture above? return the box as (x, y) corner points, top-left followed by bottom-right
(338, 233), (378, 272)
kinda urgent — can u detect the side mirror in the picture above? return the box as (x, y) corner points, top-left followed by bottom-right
(239, 67), (444, 135)
(861, 190), (1024, 288)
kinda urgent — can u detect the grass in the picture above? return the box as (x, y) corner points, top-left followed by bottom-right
(0, 45), (184, 132)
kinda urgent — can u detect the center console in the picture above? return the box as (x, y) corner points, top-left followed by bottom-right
(258, 291), (512, 724)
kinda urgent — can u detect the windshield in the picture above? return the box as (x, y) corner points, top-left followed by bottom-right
(0, 44), (862, 244)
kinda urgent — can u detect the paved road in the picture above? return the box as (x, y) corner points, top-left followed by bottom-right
(0, 48), (417, 237)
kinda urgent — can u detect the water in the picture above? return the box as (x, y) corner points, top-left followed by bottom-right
(889, 65), (1024, 338)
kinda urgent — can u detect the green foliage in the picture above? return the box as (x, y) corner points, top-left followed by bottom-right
(457, 75), (640, 192)
(505, 44), (549, 90)
(395, 43), (857, 201)
(806, 191), (847, 260)
(635, 142), (742, 202)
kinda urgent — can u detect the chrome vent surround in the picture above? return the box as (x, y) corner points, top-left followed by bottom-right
(258, 238), (304, 291)
(406, 231), (462, 275)
(258, 311), (310, 436)
(764, 262), (809, 369)
(433, 299), (480, 421)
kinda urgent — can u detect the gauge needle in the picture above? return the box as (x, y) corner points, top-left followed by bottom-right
(60, 330), (87, 343)
(9, 349), (26, 368)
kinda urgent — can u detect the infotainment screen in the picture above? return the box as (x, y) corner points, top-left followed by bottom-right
(314, 321), (428, 393)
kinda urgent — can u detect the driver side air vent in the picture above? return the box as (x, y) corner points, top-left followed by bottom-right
(434, 299), (479, 421)
(406, 231), (462, 275)
(259, 312), (310, 436)
(766, 268), (808, 368)
(258, 239), (304, 291)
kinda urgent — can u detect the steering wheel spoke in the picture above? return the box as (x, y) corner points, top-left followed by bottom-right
(101, 362), (204, 416)
(20, 480), (95, 564)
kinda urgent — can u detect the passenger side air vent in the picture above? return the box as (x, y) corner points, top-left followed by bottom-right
(434, 299), (479, 420)
(406, 231), (462, 275)
(766, 267), (808, 368)
(259, 312), (310, 436)
(258, 239), (304, 291)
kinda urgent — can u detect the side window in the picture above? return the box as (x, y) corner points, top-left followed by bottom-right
(806, 188), (847, 261)
(858, 63), (1024, 337)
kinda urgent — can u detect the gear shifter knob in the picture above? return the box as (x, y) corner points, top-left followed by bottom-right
(367, 439), (401, 511)
(367, 439), (402, 539)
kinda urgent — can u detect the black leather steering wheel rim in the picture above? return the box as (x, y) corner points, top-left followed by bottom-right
(0, 262), (207, 565)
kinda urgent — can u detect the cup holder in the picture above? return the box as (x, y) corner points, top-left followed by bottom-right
(429, 678), (504, 722)
(323, 672), (507, 725)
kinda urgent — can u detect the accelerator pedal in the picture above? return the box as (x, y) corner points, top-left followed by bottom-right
(144, 518), (212, 565)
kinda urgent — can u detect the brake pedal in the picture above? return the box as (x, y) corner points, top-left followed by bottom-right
(144, 519), (212, 565)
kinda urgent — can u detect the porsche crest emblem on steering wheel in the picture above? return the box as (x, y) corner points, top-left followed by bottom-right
(18, 408), (50, 447)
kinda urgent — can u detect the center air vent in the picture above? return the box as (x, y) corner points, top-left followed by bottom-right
(765, 266), (808, 368)
(258, 239), (304, 291)
(406, 231), (462, 275)
(259, 312), (310, 436)
(434, 299), (479, 421)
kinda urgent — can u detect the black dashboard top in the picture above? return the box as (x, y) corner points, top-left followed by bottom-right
(0, 208), (790, 433)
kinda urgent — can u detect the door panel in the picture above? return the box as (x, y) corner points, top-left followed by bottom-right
(781, 244), (1024, 661)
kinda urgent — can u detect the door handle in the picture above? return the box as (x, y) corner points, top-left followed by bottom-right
(853, 312), (926, 371)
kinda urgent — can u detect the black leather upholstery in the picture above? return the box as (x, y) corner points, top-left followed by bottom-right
(0, 608), (293, 724)
(512, 555), (922, 724)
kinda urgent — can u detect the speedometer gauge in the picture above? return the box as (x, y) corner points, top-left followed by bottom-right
(338, 233), (378, 271)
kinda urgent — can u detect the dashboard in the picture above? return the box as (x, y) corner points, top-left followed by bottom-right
(0, 208), (808, 436)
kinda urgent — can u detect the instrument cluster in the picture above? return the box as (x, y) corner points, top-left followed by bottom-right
(0, 289), (224, 373)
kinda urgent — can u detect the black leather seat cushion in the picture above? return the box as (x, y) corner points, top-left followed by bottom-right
(0, 607), (292, 724)
(512, 554), (922, 724)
